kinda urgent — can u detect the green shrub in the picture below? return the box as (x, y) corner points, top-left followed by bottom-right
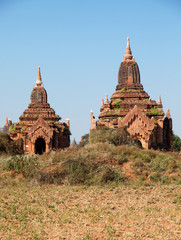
(173, 134), (181, 152)
(39, 158), (123, 185)
(38, 167), (66, 185)
(149, 173), (170, 184)
(62, 159), (93, 184)
(114, 99), (121, 108)
(79, 134), (89, 147)
(90, 127), (140, 147)
(137, 151), (156, 163)
(39, 146), (125, 185)
(114, 155), (128, 165)
(131, 160), (148, 175)
(0, 134), (23, 155)
(6, 155), (40, 178)
(150, 155), (176, 173)
(150, 107), (164, 115)
(89, 165), (123, 185)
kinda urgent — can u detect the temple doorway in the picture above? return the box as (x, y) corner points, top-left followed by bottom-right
(136, 139), (142, 148)
(35, 138), (46, 155)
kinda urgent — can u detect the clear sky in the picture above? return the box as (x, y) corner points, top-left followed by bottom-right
(0, 0), (181, 142)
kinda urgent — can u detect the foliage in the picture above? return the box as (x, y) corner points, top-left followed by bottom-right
(173, 134), (181, 152)
(9, 123), (16, 131)
(114, 99), (121, 104)
(0, 133), (23, 155)
(150, 107), (164, 115)
(148, 173), (170, 184)
(0, 140), (181, 187)
(18, 121), (23, 126)
(6, 155), (39, 178)
(114, 99), (121, 108)
(107, 110), (113, 115)
(38, 147), (123, 185)
(120, 87), (125, 92)
(90, 127), (140, 147)
(115, 109), (120, 114)
(130, 149), (181, 183)
(79, 134), (89, 147)
(26, 144), (181, 185)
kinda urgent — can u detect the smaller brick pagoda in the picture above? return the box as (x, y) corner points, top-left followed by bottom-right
(10, 67), (70, 154)
(90, 38), (173, 150)
(3, 117), (12, 133)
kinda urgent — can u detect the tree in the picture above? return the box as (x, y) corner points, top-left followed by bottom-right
(79, 134), (89, 147)
(173, 134), (181, 152)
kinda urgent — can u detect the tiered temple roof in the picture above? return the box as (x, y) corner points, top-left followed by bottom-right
(98, 38), (164, 129)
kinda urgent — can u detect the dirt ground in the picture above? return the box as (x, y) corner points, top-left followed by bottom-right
(0, 183), (181, 240)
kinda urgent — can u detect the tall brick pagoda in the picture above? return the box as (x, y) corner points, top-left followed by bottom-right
(91, 38), (173, 150)
(10, 67), (70, 154)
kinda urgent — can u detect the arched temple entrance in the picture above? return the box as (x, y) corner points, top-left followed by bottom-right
(35, 137), (46, 154)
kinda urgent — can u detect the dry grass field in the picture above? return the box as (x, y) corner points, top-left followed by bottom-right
(0, 183), (181, 239)
(0, 142), (181, 239)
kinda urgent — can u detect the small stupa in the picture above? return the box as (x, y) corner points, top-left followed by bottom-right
(71, 138), (77, 147)
(3, 117), (12, 133)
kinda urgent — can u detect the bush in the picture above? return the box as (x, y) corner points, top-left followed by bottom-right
(62, 159), (93, 184)
(150, 155), (176, 173)
(149, 173), (170, 184)
(114, 155), (128, 165)
(6, 155), (40, 178)
(89, 127), (140, 147)
(38, 146), (124, 185)
(89, 165), (123, 185)
(0, 133), (23, 155)
(79, 134), (89, 147)
(37, 168), (65, 185)
(173, 134), (181, 152)
(131, 160), (148, 175)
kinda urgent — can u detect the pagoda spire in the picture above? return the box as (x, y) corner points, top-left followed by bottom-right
(71, 138), (77, 147)
(101, 98), (104, 108)
(166, 109), (171, 119)
(158, 95), (162, 105)
(105, 94), (109, 104)
(123, 37), (135, 62)
(35, 66), (43, 87)
(157, 95), (163, 110)
(4, 117), (9, 126)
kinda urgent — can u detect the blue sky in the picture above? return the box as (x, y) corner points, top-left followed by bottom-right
(0, 0), (181, 141)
